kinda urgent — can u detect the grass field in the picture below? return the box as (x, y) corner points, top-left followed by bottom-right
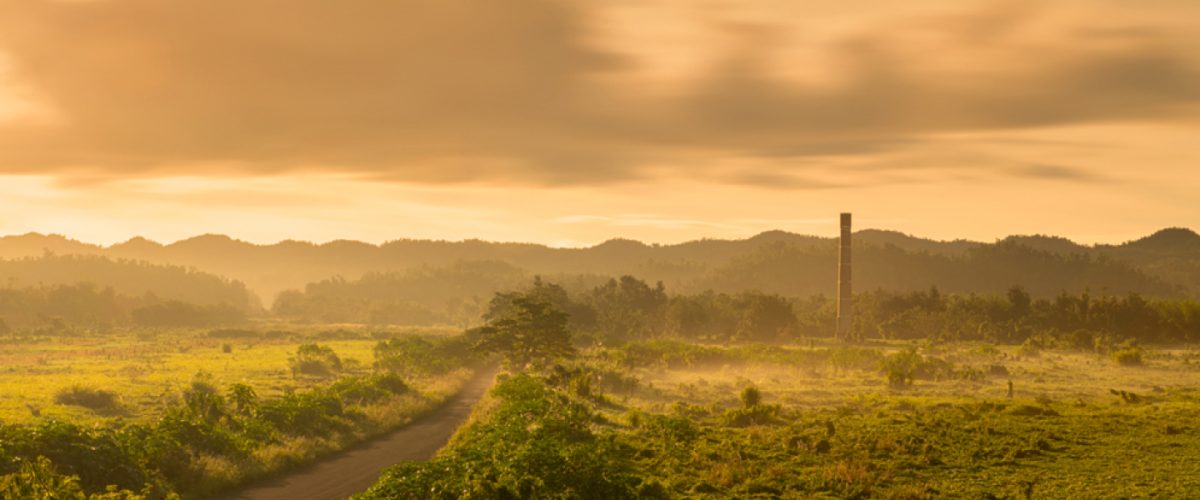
(0, 324), (484, 498)
(626, 342), (1200, 409)
(361, 339), (1200, 499)
(606, 342), (1200, 497)
(0, 325), (457, 425)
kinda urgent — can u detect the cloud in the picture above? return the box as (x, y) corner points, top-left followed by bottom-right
(1016, 164), (1107, 182)
(668, 29), (1200, 153)
(0, 0), (1196, 186)
(554, 214), (739, 230)
(0, 0), (625, 176)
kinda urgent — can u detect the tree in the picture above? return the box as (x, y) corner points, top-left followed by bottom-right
(588, 276), (667, 341)
(471, 294), (575, 370)
(1007, 286), (1032, 319)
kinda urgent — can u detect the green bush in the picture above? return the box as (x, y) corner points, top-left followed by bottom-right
(1111, 346), (1144, 366)
(54, 386), (121, 413)
(360, 373), (641, 499)
(258, 391), (349, 437)
(879, 349), (958, 387)
(0, 456), (91, 500)
(374, 335), (474, 376)
(0, 420), (151, 493)
(330, 374), (409, 405)
(740, 386), (762, 408)
(881, 350), (921, 388)
(289, 343), (343, 377)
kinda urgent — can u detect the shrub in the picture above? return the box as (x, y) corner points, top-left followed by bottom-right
(881, 350), (921, 388)
(181, 375), (227, 422)
(0, 456), (89, 499)
(155, 407), (246, 458)
(374, 336), (473, 376)
(360, 374), (641, 499)
(258, 391), (348, 437)
(740, 386), (762, 408)
(289, 343), (343, 377)
(1111, 346), (1144, 366)
(821, 460), (877, 498)
(54, 386), (121, 412)
(2, 420), (150, 493)
(637, 414), (699, 443)
(721, 404), (780, 427)
(227, 383), (259, 416)
(880, 349), (957, 387)
(330, 374), (409, 405)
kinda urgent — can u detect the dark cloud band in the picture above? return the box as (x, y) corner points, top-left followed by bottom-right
(0, 0), (1196, 186)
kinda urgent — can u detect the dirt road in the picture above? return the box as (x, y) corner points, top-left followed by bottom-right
(219, 368), (497, 500)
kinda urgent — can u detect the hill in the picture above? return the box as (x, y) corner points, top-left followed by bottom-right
(0, 254), (260, 311)
(0, 228), (1195, 304)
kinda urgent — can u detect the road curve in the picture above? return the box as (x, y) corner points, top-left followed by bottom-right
(219, 367), (498, 500)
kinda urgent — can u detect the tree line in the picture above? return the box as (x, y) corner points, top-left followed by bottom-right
(0, 283), (247, 331)
(0, 255), (258, 331)
(474, 277), (1200, 347)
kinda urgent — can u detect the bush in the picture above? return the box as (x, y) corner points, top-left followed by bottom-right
(0, 420), (151, 493)
(374, 335), (473, 376)
(258, 391), (348, 437)
(289, 343), (342, 377)
(360, 373), (641, 499)
(0, 456), (90, 499)
(54, 386), (121, 412)
(330, 374), (409, 405)
(1111, 346), (1144, 366)
(881, 350), (921, 388)
(740, 386), (762, 408)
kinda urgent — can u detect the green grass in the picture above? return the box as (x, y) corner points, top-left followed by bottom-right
(365, 340), (1200, 498)
(0, 324), (478, 498)
(0, 335), (359, 424)
(0, 324), (458, 425)
(601, 341), (1200, 497)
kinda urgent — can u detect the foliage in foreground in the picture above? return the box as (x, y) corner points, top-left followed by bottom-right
(0, 372), (410, 497)
(363, 335), (1200, 499)
(359, 373), (657, 500)
(0, 335), (476, 498)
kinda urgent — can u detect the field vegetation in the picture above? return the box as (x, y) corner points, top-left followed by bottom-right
(361, 282), (1200, 499)
(4, 258), (1200, 498)
(0, 325), (480, 498)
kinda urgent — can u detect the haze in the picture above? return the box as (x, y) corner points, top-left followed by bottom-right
(1, 0), (1198, 246)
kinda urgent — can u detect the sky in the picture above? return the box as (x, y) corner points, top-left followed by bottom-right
(0, 0), (1197, 247)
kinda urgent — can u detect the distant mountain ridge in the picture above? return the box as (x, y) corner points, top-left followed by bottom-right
(0, 228), (1197, 302)
(0, 253), (258, 310)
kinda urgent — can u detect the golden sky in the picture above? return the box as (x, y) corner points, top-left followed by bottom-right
(0, 0), (1197, 246)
